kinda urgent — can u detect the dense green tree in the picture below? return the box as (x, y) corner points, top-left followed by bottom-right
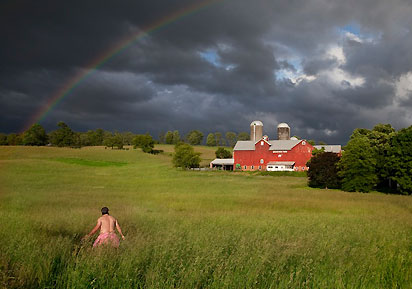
(225, 132), (237, 147)
(23, 123), (48, 146)
(112, 132), (124, 149)
(0, 133), (8, 145)
(133, 134), (155, 153)
(339, 135), (377, 192)
(172, 142), (201, 169)
(185, 130), (204, 145)
(172, 130), (180, 144)
(122, 132), (135, 145)
(237, 132), (250, 141)
(48, 122), (76, 147)
(7, 133), (23, 145)
(165, 131), (174, 144)
(86, 129), (104, 146)
(215, 132), (225, 146)
(215, 147), (232, 158)
(206, 133), (216, 146)
(103, 133), (115, 149)
(386, 126), (412, 194)
(307, 152), (341, 189)
(79, 133), (92, 146)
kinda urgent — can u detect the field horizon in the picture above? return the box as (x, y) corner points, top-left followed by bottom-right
(1, 145), (412, 288)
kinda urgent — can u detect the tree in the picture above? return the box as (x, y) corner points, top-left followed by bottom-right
(172, 130), (180, 144)
(122, 132), (135, 145)
(215, 147), (232, 158)
(185, 130), (204, 145)
(172, 142), (201, 169)
(87, 129), (104, 146)
(23, 123), (48, 146)
(133, 134), (155, 153)
(339, 135), (377, 192)
(307, 152), (341, 189)
(103, 133), (115, 149)
(7, 133), (23, 145)
(215, 132), (225, 146)
(0, 133), (8, 145)
(113, 132), (124, 149)
(225, 132), (237, 147)
(237, 132), (250, 141)
(308, 140), (316, 146)
(158, 131), (166, 144)
(48, 122), (76, 147)
(79, 133), (92, 146)
(165, 131), (174, 144)
(206, 133), (216, 146)
(386, 126), (412, 194)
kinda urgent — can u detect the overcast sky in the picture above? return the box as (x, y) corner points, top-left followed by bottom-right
(1, 0), (412, 144)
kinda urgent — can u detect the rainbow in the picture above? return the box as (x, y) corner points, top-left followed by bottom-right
(24, 0), (223, 132)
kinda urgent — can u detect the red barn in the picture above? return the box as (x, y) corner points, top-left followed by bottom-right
(211, 121), (341, 171)
(234, 137), (314, 171)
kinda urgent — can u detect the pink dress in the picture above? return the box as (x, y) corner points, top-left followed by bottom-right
(93, 232), (120, 248)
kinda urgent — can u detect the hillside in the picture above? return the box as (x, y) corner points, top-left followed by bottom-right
(1, 146), (412, 288)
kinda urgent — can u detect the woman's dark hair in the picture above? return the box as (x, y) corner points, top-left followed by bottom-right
(101, 207), (109, 215)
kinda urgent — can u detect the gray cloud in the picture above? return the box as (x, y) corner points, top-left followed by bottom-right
(1, 0), (412, 143)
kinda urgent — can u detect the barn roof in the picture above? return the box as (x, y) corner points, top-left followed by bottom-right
(233, 139), (301, 151)
(314, 145), (341, 153)
(210, 158), (234, 165)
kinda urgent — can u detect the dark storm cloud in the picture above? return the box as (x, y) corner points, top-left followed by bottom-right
(1, 0), (412, 143)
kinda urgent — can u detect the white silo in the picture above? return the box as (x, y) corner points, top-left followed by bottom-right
(250, 120), (263, 141)
(277, 123), (290, 140)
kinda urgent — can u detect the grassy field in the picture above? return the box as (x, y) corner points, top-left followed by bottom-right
(1, 146), (412, 288)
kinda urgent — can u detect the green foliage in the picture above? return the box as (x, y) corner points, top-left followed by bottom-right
(386, 126), (412, 194)
(48, 122), (77, 147)
(237, 132), (250, 141)
(172, 130), (180, 144)
(23, 123), (48, 146)
(165, 131), (174, 144)
(339, 135), (377, 192)
(0, 133), (9, 145)
(307, 152), (341, 189)
(311, 147), (325, 156)
(206, 133), (216, 146)
(215, 132), (225, 146)
(173, 142), (201, 168)
(7, 133), (23, 145)
(225, 132), (237, 147)
(132, 134), (155, 153)
(308, 140), (315, 146)
(215, 147), (232, 158)
(86, 129), (105, 146)
(185, 130), (204, 145)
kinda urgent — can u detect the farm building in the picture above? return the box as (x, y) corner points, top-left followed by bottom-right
(211, 121), (341, 171)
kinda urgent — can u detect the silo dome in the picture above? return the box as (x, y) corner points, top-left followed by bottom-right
(250, 120), (263, 141)
(277, 122), (291, 140)
(250, 120), (263, 127)
(277, 122), (290, 128)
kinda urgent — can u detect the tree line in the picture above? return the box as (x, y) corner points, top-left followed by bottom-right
(1, 122), (250, 149)
(159, 131), (250, 146)
(308, 123), (412, 195)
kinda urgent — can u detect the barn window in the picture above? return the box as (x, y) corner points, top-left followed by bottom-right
(302, 141), (306, 145)
(244, 166), (247, 170)
(260, 159), (264, 164)
(261, 141), (264, 146)
(251, 165), (254, 169)
(259, 166), (262, 170)
(278, 154), (282, 158)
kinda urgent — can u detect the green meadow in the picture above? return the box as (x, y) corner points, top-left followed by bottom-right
(1, 146), (412, 288)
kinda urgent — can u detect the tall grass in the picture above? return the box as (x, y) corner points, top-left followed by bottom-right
(1, 146), (412, 288)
